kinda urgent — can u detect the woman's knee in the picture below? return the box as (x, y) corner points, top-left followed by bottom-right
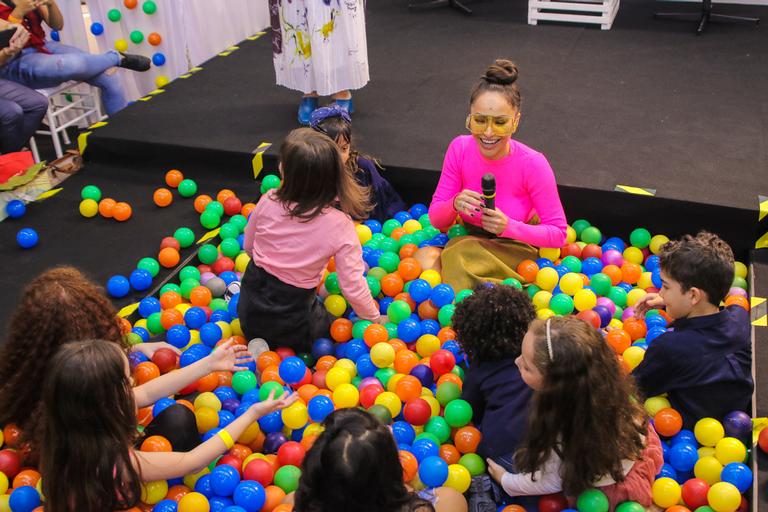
(0, 101), (23, 125)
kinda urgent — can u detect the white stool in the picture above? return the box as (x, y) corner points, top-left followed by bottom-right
(32, 81), (105, 160)
(528, 0), (620, 30)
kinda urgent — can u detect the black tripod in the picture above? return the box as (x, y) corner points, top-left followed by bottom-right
(654, 0), (759, 35)
(409, 0), (473, 15)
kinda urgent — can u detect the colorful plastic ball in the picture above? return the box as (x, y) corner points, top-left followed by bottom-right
(694, 456), (724, 485)
(153, 187), (173, 207)
(111, 201), (132, 221)
(324, 295), (347, 317)
(581, 226), (602, 244)
(615, 502), (644, 512)
(107, 8), (122, 21)
(652, 477), (682, 508)
(232, 480), (266, 511)
(629, 228), (651, 248)
(695, 418), (725, 447)
(650, 234), (670, 255)
(114, 38), (128, 52)
(307, 395), (334, 423)
(669, 443), (699, 472)
(143, 0), (157, 14)
(576, 489), (609, 512)
(148, 31), (162, 45)
(719, 462), (752, 493)
(707, 482), (741, 512)
(178, 491), (209, 512)
(129, 268), (153, 291)
(273, 465), (301, 494)
(573, 289), (597, 312)
(178, 179), (198, 197)
(682, 478), (711, 509)
(443, 399), (472, 428)
(654, 408), (683, 437)
(722, 411), (751, 439)
(535, 267), (559, 291)
(9, 486), (40, 512)
(332, 382), (359, 408)
(130, 29), (144, 44)
(430, 284), (455, 307)
(277, 356), (306, 384)
(231, 370), (257, 395)
(5, 199), (26, 218)
(714, 437), (746, 466)
(107, 275), (130, 298)
(15, 226), (38, 249)
(444, 463), (471, 493)
(418, 456), (448, 488)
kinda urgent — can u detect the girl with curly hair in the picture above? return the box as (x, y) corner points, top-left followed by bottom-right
(487, 316), (663, 508)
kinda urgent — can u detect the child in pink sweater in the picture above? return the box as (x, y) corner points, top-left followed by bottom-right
(238, 128), (381, 352)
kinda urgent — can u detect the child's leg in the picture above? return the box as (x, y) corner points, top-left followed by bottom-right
(413, 246), (443, 272)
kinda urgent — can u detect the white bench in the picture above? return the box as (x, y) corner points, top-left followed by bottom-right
(528, 0), (620, 30)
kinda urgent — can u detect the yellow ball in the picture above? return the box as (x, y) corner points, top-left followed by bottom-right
(420, 269), (442, 287)
(242, 453), (261, 471)
(532, 291), (553, 310)
(650, 235), (670, 255)
(141, 480), (168, 505)
(566, 226), (577, 244)
(535, 267), (559, 291)
(375, 391), (402, 417)
(403, 219), (422, 234)
(559, 273), (584, 296)
(644, 395), (671, 416)
(422, 395), (440, 416)
(622, 346), (645, 371)
(733, 261), (747, 279)
(134, 318), (148, 330)
(304, 422), (325, 438)
(156, 75), (169, 88)
(416, 334), (441, 357)
(707, 482), (741, 512)
(626, 288), (647, 307)
(698, 446), (716, 458)
(0, 495), (10, 512)
(608, 318), (623, 330)
(79, 198), (99, 217)
(694, 418), (725, 447)
(637, 272), (654, 290)
(387, 373), (405, 393)
(623, 246), (644, 265)
(371, 342), (395, 368)
(231, 318), (243, 337)
(114, 38), (129, 52)
(714, 437), (746, 465)
(324, 294), (347, 317)
(652, 477), (681, 509)
(694, 456), (724, 485)
(282, 401), (309, 429)
(0, 472), (7, 495)
(175, 303), (192, 315)
(194, 406), (219, 433)
(445, 464), (471, 493)
(325, 367), (352, 390)
(194, 392), (221, 411)
(237, 422), (261, 444)
(189, 329), (201, 345)
(334, 358), (357, 378)
(235, 253), (250, 273)
(356, 223), (372, 244)
(420, 387), (435, 398)
(333, 383), (360, 408)
(0, 428), (4, 448)
(536, 308), (555, 320)
(539, 247), (560, 261)
(216, 320), (232, 339)
(182, 469), (210, 490)
(35, 477), (43, 500)
(178, 491), (211, 512)
(573, 289), (597, 312)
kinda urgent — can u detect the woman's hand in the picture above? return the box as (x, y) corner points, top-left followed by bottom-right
(634, 293), (665, 318)
(7, 25), (29, 55)
(249, 390), (299, 418)
(453, 190), (483, 216)
(206, 337), (253, 372)
(482, 208), (509, 236)
(486, 459), (507, 483)
(131, 341), (181, 358)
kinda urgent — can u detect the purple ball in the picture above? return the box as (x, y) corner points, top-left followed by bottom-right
(727, 287), (748, 299)
(262, 431), (288, 454)
(593, 305), (613, 328)
(601, 249), (624, 267)
(200, 271), (216, 285)
(723, 411), (752, 439)
(596, 297), (617, 316)
(622, 306), (636, 321)
(222, 398), (241, 413)
(359, 377), (380, 389)
(410, 364), (434, 387)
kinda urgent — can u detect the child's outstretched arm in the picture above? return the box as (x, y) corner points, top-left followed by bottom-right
(132, 338), (252, 408)
(486, 456), (563, 496)
(133, 390), (298, 481)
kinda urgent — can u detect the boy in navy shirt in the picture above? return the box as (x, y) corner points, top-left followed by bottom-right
(632, 232), (753, 429)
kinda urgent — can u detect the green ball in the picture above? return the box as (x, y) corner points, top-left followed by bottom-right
(590, 273), (612, 296)
(200, 210), (221, 229)
(142, 0), (157, 14)
(571, 219), (591, 237)
(560, 255), (582, 273)
(438, 304), (455, 327)
(365, 238), (382, 250)
(459, 453), (486, 477)
(455, 289), (473, 303)
(613, 306), (624, 320)
(232, 370), (258, 394)
(380, 238), (399, 254)
(352, 320), (372, 340)
(274, 465), (302, 494)
(219, 222), (240, 240)
(576, 489), (609, 512)
(178, 179), (198, 198)
(451, 365), (464, 379)
(210, 298), (227, 312)
(607, 286), (628, 307)
(371, 233), (387, 243)
(198, 244), (219, 265)
(367, 404), (392, 424)
(159, 283), (181, 296)
(107, 8), (121, 21)
(129, 30), (143, 44)
(366, 275), (382, 297)
(137, 257), (160, 277)
(629, 228), (652, 249)
(423, 225), (440, 238)
(220, 238), (241, 258)
(378, 252), (400, 273)
(81, 185), (102, 201)
(501, 278), (522, 289)
(424, 417), (450, 443)
(527, 284), (541, 299)
(259, 381), (285, 401)
(324, 273), (340, 294)
(179, 266), (200, 283)
(581, 226), (602, 245)
(694, 507), (715, 512)
(205, 201), (224, 217)
(229, 214), (248, 232)
(146, 312), (165, 334)
(382, 219), (402, 237)
(436, 382), (461, 406)
(443, 398), (472, 427)
(174, 227), (195, 248)
(385, 322), (398, 339)
(367, 267), (388, 280)
(125, 332), (143, 346)
(299, 353), (314, 367)
(732, 276), (748, 290)
(415, 432), (442, 446)
(418, 214), (431, 227)
(180, 278), (200, 299)
(447, 224), (468, 239)
(550, 293), (575, 316)
(398, 234), (417, 247)
(261, 174), (281, 192)
(375, 367), (397, 387)
(387, 300), (412, 324)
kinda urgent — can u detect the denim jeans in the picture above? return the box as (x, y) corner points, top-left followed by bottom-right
(0, 42), (126, 115)
(0, 78), (47, 153)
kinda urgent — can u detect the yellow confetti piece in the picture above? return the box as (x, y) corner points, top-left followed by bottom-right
(179, 73), (192, 79)
(88, 121), (108, 130)
(77, 131), (92, 154)
(615, 184), (657, 196)
(246, 33), (265, 41)
(218, 51), (232, 57)
(753, 417), (768, 446)
(252, 142), (272, 179)
(197, 228), (220, 244)
(756, 231), (768, 250)
(227, 46), (240, 51)
(190, 67), (203, 73)
(148, 89), (166, 96)
(752, 297), (767, 309)
(753, 314), (767, 327)
(138, 96), (153, 102)
(118, 302), (139, 318)
(36, 187), (63, 201)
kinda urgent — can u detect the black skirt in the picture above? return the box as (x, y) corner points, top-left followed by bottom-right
(237, 263), (333, 353)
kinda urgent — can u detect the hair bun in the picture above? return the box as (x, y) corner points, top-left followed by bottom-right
(483, 59), (519, 85)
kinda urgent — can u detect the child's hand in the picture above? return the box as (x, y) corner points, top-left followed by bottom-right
(131, 342), (181, 358)
(486, 458), (506, 483)
(249, 390), (299, 418)
(634, 293), (665, 318)
(206, 338), (253, 372)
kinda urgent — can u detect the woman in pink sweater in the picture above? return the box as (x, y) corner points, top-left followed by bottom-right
(239, 128), (382, 352)
(423, 59), (568, 292)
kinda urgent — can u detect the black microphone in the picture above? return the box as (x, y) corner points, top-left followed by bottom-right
(482, 173), (496, 211)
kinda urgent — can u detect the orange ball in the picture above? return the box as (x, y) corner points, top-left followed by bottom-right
(197, 372), (219, 392)
(502, 506), (527, 512)
(298, 384), (319, 403)
(160, 308), (184, 330)
(261, 365), (285, 385)
(153, 188), (173, 207)
(330, 318), (353, 342)
(159, 290), (182, 309)
(124, 0), (137, 8)
(119, 317), (132, 335)
(141, 435), (172, 452)
(148, 32), (162, 46)
(326, 257), (336, 272)
(399, 243), (418, 259)
(165, 169), (184, 188)
(516, 260), (539, 283)
(229, 443), (253, 461)
(390, 227), (407, 241)
(241, 202), (257, 218)
(137, 406), (153, 427)
(602, 265), (623, 285)
(216, 189), (236, 204)
(605, 329), (631, 355)
(176, 399), (195, 413)
(439, 444), (461, 465)
(363, 324), (389, 347)
(394, 350), (419, 375)
(389, 339), (407, 352)
(417, 300), (439, 320)
(654, 407), (683, 437)
(272, 504), (293, 512)
(300, 433), (318, 452)
(189, 286), (212, 307)
(257, 351), (282, 373)
(454, 426), (482, 454)
(98, 197), (117, 218)
(393, 292), (416, 312)
(397, 258), (423, 281)
(623, 318), (647, 341)
(315, 355), (337, 372)
(437, 327), (457, 342)
(12, 469), (41, 489)
(400, 450), (418, 482)
(194, 194), (213, 214)
(620, 262), (642, 284)
(381, 273), (405, 297)
(112, 202), (132, 221)
(158, 247), (181, 268)
(216, 370), (232, 388)
(725, 295), (749, 311)
(262, 486), (287, 512)
(165, 484), (190, 502)
(135, 361), (161, 385)
(437, 373), (463, 389)
(395, 375), (423, 402)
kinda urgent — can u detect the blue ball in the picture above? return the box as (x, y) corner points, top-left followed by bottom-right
(645, 255), (660, 272)
(420, 319), (440, 336)
(657, 462), (677, 480)
(430, 284), (455, 308)
(16, 227), (38, 249)
(661, 440), (669, 462)
(355, 354), (377, 378)
(646, 326), (668, 344)
(646, 313), (668, 329)
(5, 199), (25, 218)
(418, 455), (449, 487)
(128, 351), (148, 368)
(9, 486), (40, 512)
(90, 22), (104, 35)
(593, 305), (612, 328)
(335, 342), (348, 359)
(410, 203), (428, 218)
(397, 318), (421, 343)
(617, 282), (634, 294)
(210, 464), (241, 497)
(258, 410), (284, 434)
(184, 306), (208, 329)
(219, 271), (238, 285)
(411, 438), (439, 462)
(392, 420), (416, 445)
(153, 499), (179, 512)
(50, 30), (60, 41)
(153, 397), (177, 418)
(180, 344), (211, 367)
(194, 473), (215, 497)
(152, 52), (166, 66)
(138, 297), (161, 318)
(242, 388), (260, 404)
(312, 337), (335, 360)
(364, 219), (382, 233)
(209, 497), (235, 512)
(378, 296), (394, 314)
(536, 257), (555, 268)
(233, 479), (266, 512)
(227, 294), (239, 318)
(107, 275), (130, 298)
(408, 279), (432, 303)
(344, 339), (368, 362)
(221, 506), (246, 512)
(218, 410), (235, 427)
(668, 443), (698, 472)
(200, 322), (223, 347)
(554, 264), (570, 278)
(394, 211), (413, 223)
(214, 386), (238, 403)
(278, 356), (307, 384)
(308, 395), (335, 423)
(602, 237), (626, 252)
(720, 462), (752, 493)
(581, 257), (603, 276)
(132, 326), (150, 342)
(671, 429), (696, 446)
(210, 310), (231, 323)
(129, 268), (153, 291)
(410, 364), (434, 387)
(166, 324), (191, 348)
(651, 269), (662, 289)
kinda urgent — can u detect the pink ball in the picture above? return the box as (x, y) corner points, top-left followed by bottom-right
(596, 297), (616, 316)
(622, 306), (636, 321)
(602, 249), (624, 267)
(728, 287), (748, 298)
(199, 271), (216, 285)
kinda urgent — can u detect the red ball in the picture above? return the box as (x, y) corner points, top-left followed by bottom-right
(403, 398), (431, 426)
(312, 370), (327, 389)
(277, 441), (306, 468)
(275, 347), (296, 360)
(179, 381), (198, 395)
(538, 493), (569, 512)
(217, 454), (243, 476)
(758, 428), (768, 453)
(681, 478), (710, 510)
(211, 256), (235, 275)
(0, 449), (21, 479)
(576, 310), (601, 329)
(223, 196), (243, 217)
(160, 236), (181, 251)
(197, 264), (212, 274)
(429, 350), (456, 376)
(560, 243), (582, 259)
(580, 244), (602, 260)
(243, 458), (274, 486)
(291, 368), (312, 390)
(151, 348), (179, 374)
(360, 383), (385, 409)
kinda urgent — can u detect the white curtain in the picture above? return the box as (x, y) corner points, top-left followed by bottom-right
(52, 0), (270, 103)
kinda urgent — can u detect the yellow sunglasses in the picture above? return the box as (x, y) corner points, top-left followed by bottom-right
(465, 113), (520, 136)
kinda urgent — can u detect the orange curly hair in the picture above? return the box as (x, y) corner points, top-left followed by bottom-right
(0, 266), (126, 452)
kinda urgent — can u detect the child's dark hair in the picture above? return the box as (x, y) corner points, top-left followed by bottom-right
(659, 231), (734, 305)
(277, 128), (370, 221)
(470, 59), (521, 109)
(42, 340), (142, 512)
(452, 284), (535, 363)
(515, 317), (647, 496)
(316, 115), (378, 190)
(294, 408), (433, 512)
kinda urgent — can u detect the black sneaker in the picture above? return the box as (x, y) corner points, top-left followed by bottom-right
(118, 52), (151, 72)
(467, 475), (497, 512)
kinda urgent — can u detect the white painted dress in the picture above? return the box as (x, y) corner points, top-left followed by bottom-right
(268, 0), (370, 95)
